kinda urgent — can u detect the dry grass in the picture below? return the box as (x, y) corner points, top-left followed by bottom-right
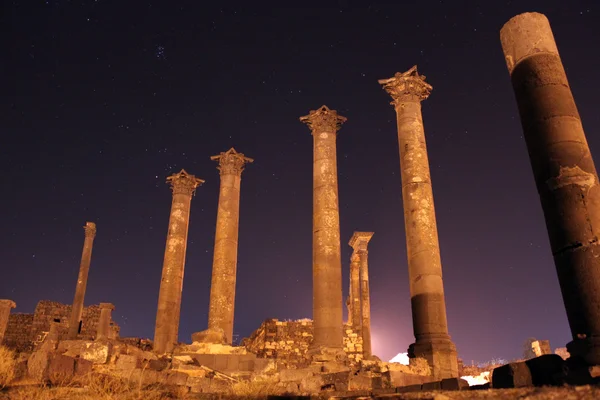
(2, 373), (189, 400)
(0, 347), (17, 389)
(230, 375), (283, 397)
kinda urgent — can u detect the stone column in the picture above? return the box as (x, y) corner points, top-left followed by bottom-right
(349, 252), (362, 333)
(379, 67), (458, 378)
(300, 105), (346, 359)
(501, 13), (600, 365)
(205, 148), (253, 345)
(350, 232), (374, 359)
(68, 222), (97, 339)
(0, 300), (16, 345)
(154, 169), (204, 354)
(96, 303), (114, 340)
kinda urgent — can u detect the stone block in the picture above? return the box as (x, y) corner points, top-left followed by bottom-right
(525, 354), (566, 386)
(300, 373), (324, 393)
(192, 354), (216, 368)
(440, 377), (469, 391)
(280, 368), (312, 382)
(396, 384), (423, 393)
(214, 354), (229, 371)
(226, 354), (240, 371)
(116, 354), (140, 371)
(321, 371), (350, 392)
(48, 354), (75, 383)
(492, 361), (532, 388)
(75, 358), (93, 376)
(422, 380), (442, 391)
(148, 357), (170, 371)
(80, 341), (111, 364)
(27, 350), (50, 382)
(348, 373), (371, 391)
(167, 371), (189, 386)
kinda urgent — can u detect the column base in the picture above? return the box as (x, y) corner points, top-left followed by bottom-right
(408, 336), (458, 379)
(566, 335), (600, 366)
(191, 328), (228, 345)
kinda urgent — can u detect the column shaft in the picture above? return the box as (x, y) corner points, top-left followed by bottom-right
(96, 303), (114, 340)
(154, 170), (203, 354)
(380, 68), (457, 378)
(0, 300), (16, 345)
(68, 222), (96, 339)
(358, 249), (372, 359)
(501, 12), (600, 364)
(301, 106), (346, 357)
(207, 173), (242, 344)
(350, 253), (362, 332)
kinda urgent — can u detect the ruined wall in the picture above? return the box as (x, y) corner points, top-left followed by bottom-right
(3, 300), (119, 352)
(243, 318), (364, 367)
(3, 314), (34, 351)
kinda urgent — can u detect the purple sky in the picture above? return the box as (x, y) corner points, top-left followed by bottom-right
(3, 0), (599, 364)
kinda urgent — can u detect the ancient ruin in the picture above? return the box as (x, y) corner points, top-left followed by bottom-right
(200, 148), (253, 345)
(67, 221), (97, 339)
(349, 231), (375, 360)
(4, 11), (600, 399)
(300, 105), (347, 362)
(379, 67), (458, 379)
(154, 170), (204, 354)
(500, 12), (600, 367)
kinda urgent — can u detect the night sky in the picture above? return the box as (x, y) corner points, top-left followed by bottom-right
(3, 0), (599, 365)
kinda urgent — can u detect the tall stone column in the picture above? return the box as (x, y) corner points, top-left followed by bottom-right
(96, 303), (114, 340)
(350, 232), (374, 359)
(349, 252), (362, 333)
(68, 222), (97, 339)
(0, 300), (16, 345)
(205, 148), (253, 345)
(154, 170), (204, 354)
(501, 13), (600, 365)
(379, 67), (458, 378)
(300, 105), (346, 359)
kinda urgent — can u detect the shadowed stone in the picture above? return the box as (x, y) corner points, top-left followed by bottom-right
(349, 232), (374, 359)
(96, 303), (114, 340)
(300, 105), (347, 360)
(379, 67), (458, 378)
(0, 299), (16, 344)
(206, 148), (253, 345)
(154, 170), (204, 354)
(67, 222), (96, 339)
(500, 11), (600, 366)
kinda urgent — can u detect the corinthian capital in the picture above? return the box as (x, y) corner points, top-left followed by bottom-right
(378, 66), (432, 105)
(0, 300), (16, 309)
(84, 222), (97, 238)
(167, 169), (205, 196)
(210, 148), (254, 176)
(349, 231), (374, 252)
(299, 105), (347, 135)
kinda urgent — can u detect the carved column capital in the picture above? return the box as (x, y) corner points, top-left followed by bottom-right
(300, 105), (347, 134)
(210, 148), (254, 176)
(0, 300), (16, 309)
(349, 231), (374, 252)
(99, 303), (115, 310)
(350, 252), (361, 263)
(84, 222), (97, 238)
(379, 66), (432, 105)
(167, 169), (205, 196)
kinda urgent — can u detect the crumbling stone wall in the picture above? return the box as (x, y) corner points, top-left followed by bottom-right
(243, 318), (364, 367)
(4, 300), (119, 352)
(3, 313), (34, 351)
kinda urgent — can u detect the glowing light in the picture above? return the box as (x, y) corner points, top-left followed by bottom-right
(460, 371), (490, 386)
(389, 352), (410, 365)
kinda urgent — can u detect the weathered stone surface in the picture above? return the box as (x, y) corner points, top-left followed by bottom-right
(440, 377), (469, 391)
(207, 149), (253, 345)
(75, 358), (93, 376)
(167, 370), (189, 386)
(500, 12), (600, 366)
(279, 368), (312, 383)
(300, 105), (346, 356)
(348, 373), (371, 391)
(379, 67), (458, 379)
(96, 303), (114, 340)
(68, 222), (96, 339)
(532, 340), (552, 357)
(154, 170), (203, 354)
(389, 370), (435, 388)
(48, 354), (75, 383)
(0, 299), (16, 345)
(349, 232), (374, 359)
(115, 354), (140, 371)
(190, 328), (227, 345)
(492, 361), (533, 388)
(80, 341), (111, 364)
(149, 357), (171, 371)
